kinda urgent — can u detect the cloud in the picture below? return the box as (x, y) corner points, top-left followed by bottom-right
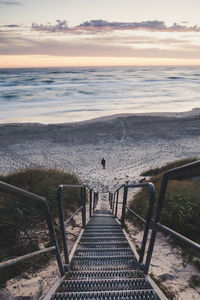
(1, 30), (200, 60)
(31, 19), (200, 34)
(0, 0), (22, 5)
(86, 35), (191, 46)
(32, 19), (69, 33)
(0, 24), (20, 28)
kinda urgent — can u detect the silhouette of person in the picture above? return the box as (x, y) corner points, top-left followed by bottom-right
(101, 158), (106, 169)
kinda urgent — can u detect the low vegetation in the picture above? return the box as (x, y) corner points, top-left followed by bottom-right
(127, 157), (200, 269)
(140, 157), (198, 177)
(189, 275), (200, 288)
(0, 168), (82, 285)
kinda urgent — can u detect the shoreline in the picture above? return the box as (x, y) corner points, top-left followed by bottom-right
(0, 107), (200, 127)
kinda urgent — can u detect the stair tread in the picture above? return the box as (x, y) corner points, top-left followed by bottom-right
(51, 289), (157, 300)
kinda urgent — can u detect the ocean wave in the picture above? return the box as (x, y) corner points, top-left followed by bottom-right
(168, 76), (185, 80)
(0, 66), (200, 123)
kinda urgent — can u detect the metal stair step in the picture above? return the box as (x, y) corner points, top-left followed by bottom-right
(74, 248), (134, 257)
(80, 237), (127, 242)
(82, 233), (124, 237)
(71, 256), (139, 270)
(51, 289), (158, 300)
(65, 270), (145, 280)
(78, 241), (130, 248)
(85, 228), (123, 234)
(78, 243), (129, 247)
(58, 278), (152, 292)
(86, 225), (121, 228)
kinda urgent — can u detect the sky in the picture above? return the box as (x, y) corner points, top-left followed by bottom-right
(1, 0), (200, 67)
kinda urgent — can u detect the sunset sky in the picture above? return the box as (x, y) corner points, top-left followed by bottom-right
(1, 0), (200, 67)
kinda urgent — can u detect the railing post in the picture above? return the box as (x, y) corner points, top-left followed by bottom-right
(112, 193), (115, 214)
(139, 183), (155, 265)
(56, 186), (69, 268)
(96, 192), (99, 208)
(81, 185), (86, 228)
(93, 192), (95, 213)
(109, 192), (112, 209)
(89, 189), (92, 217)
(115, 190), (119, 218)
(121, 184), (128, 228)
(81, 187), (84, 228)
(144, 176), (168, 274)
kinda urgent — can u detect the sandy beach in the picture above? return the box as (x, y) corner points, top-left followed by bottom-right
(0, 108), (200, 187)
(0, 108), (200, 299)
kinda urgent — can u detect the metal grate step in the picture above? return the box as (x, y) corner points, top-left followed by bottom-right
(58, 278), (152, 292)
(71, 256), (139, 271)
(85, 228), (123, 234)
(80, 237), (127, 242)
(65, 270), (145, 280)
(82, 233), (124, 237)
(78, 241), (130, 248)
(51, 289), (158, 300)
(74, 248), (134, 257)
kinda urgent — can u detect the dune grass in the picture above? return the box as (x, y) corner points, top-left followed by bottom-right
(140, 157), (199, 177)
(127, 158), (200, 269)
(0, 168), (82, 285)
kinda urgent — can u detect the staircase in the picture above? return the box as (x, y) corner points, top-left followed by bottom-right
(50, 194), (165, 300)
(2, 161), (200, 299)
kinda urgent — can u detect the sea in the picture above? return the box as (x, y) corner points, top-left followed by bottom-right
(0, 66), (200, 124)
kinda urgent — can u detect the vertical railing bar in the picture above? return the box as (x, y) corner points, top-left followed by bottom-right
(83, 184), (86, 226)
(81, 187), (84, 228)
(144, 175), (168, 274)
(139, 183), (155, 264)
(121, 184), (128, 228)
(89, 189), (92, 218)
(112, 193), (115, 214)
(56, 186), (69, 266)
(93, 192), (95, 213)
(44, 205), (64, 275)
(95, 192), (99, 209)
(115, 190), (119, 218)
(81, 185), (86, 228)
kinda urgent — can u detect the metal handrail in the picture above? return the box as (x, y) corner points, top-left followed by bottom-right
(64, 206), (83, 226)
(126, 206), (146, 224)
(85, 184), (98, 217)
(0, 181), (64, 275)
(145, 160), (200, 274)
(57, 183), (97, 267)
(110, 182), (155, 272)
(110, 184), (124, 217)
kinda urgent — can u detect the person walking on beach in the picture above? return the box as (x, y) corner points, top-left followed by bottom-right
(101, 158), (106, 169)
